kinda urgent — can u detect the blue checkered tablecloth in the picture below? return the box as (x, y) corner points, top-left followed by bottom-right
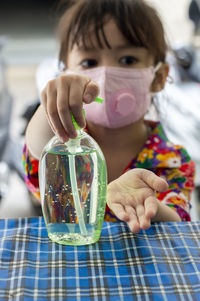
(0, 218), (200, 301)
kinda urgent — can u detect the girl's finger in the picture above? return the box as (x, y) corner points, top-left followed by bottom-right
(125, 206), (140, 233)
(138, 169), (168, 192)
(136, 204), (145, 219)
(68, 79), (87, 130)
(83, 79), (100, 103)
(57, 89), (77, 138)
(46, 89), (69, 141)
(41, 90), (56, 134)
(144, 195), (159, 220)
(41, 89), (47, 108)
(136, 204), (151, 230)
(108, 202), (129, 222)
(56, 77), (78, 138)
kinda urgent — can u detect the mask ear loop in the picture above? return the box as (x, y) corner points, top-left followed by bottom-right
(147, 62), (162, 121)
(153, 61), (173, 124)
(154, 61), (174, 84)
(154, 62), (163, 73)
(148, 62), (166, 120)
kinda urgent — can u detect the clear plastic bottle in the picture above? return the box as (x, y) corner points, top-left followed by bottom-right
(39, 98), (107, 245)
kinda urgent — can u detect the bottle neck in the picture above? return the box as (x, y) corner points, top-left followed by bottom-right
(76, 128), (84, 136)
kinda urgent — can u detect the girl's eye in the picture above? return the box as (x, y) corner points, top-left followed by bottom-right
(119, 56), (138, 65)
(80, 59), (98, 68)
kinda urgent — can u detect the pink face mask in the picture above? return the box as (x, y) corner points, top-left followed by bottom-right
(69, 65), (158, 128)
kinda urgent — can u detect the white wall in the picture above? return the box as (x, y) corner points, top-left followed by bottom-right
(148, 0), (194, 46)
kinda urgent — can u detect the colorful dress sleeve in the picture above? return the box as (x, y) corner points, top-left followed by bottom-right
(154, 147), (194, 221)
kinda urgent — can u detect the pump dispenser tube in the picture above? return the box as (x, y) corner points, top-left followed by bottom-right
(68, 153), (88, 236)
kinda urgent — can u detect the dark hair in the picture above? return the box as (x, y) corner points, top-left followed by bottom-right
(56, 0), (168, 67)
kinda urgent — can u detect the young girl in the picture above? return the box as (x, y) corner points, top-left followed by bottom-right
(23, 0), (195, 233)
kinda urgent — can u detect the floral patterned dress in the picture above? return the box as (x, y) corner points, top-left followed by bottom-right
(23, 121), (195, 222)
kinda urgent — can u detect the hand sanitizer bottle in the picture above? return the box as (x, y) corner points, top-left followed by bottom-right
(39, 98), (107, 245)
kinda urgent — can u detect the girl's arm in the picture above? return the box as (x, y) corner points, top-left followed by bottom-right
(25, 104), (54, 159)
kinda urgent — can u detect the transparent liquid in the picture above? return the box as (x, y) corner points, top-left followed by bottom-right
(48, 223), (101, 246)
(39, 144), (107, 245)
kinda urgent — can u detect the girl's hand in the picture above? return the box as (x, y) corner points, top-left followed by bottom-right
(41, 74), (99, 142)
(107, 168), (168, 233)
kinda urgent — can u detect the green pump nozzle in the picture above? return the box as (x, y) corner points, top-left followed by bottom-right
(94, 97), (104, 104)
(71, 97), (104, 130)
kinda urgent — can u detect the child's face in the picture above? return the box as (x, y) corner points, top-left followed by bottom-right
(66, 19), (155, 71)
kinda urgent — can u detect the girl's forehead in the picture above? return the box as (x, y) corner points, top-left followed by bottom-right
(76, 19), (129, 50)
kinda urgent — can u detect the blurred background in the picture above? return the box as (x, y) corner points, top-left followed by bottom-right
(0, 0), (200, 219)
